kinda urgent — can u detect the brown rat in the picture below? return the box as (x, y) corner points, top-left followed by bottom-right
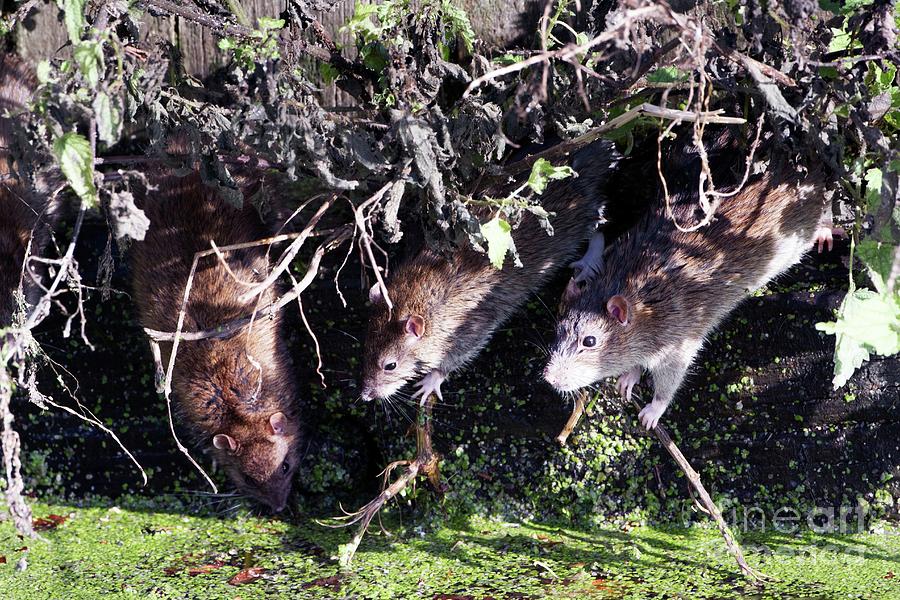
(131, 151), (301, 511)
(543, 128), (836, 429)
(360, 140), (620, 403)
(0, 53), (60, 326)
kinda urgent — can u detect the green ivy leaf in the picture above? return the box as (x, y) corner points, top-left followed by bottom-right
(480, 216), (512, 269)
(74, 40), (103, 88)
(59, 0), (86, 43)
(863, 167), (884, 216)
(817, 288), (900, 388)
(53, 132), (97, 208)
(646, 66), (689, 84)
(526, 158), (576, 195)
(319, 63), (340, 84)
(857, 239), (895, 292)
(257, 17), (285, 31)
(93, 92), (121, 146)
(36, 60), (51, 84)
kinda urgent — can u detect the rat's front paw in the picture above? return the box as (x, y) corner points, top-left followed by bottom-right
(813, 226), (845, 253)
(413, 370), (445, 403)
(638, 401), (666, 430)
(617, 367), (641, 400)
(569, 259), (600, 284)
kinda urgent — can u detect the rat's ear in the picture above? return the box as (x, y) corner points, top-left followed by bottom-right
(563, 278), (584, 302)
(269, 412), (287, 436)
(213, 433), (237, 453)
(404, 315), (425, 338)
(368, 283), (384, 305)
(606, 295), (630, 325)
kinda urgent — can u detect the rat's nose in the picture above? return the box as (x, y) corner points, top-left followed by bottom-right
(542, 366), (556, 387)
(360, 388), (374, 402)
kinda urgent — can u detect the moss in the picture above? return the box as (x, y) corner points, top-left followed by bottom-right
(3, 499), (900, 599)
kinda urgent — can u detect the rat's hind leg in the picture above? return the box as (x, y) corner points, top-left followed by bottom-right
(641, 340), (702, 429)
(412, 369), (445, 403)
(617, 366), (642, 400)
(570, 230), (605, 283)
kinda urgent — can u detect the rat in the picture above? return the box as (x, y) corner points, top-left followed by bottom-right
(542, 128), (838, 430)
(131, 143), (301, 512)
(360, 139), (621, 404)
(0, 54), (60, 326)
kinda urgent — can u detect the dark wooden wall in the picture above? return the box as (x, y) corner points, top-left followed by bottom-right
(13, 0), (543, 106)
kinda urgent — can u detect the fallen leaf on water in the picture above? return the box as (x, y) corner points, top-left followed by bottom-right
(592, 578), (615, 592)
(301, 575), (342, 591)
(228, 567), (267, 586)
(188, 561), (226, 576)
(32, 514), (67, 531)
(0, 556), (6, 564)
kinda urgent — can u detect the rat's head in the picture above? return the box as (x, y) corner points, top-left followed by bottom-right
(211, 411), (300, 513)
(359, 283), (427, 402)
(543, 279), (635, 392)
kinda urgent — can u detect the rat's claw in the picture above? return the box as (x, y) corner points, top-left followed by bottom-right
(638, 401), (666, 430)
(569, 260), (599, 284)
(412, 370), (445, 404)
(813, 226), (845, 254)
(616, 367), (641, 400)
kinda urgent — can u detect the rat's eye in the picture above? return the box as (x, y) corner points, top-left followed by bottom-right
(384, 362), (397, 371)
(582, 336), (597, 348)
(281, 461), (290, 474)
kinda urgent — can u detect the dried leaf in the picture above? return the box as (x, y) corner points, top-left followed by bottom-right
(302, 575), (342, 591)
(93, 92), (122, 146)
(188, 561), (226, 576)
(32, 514), (67, 531)
(108, 190), (150, 242)
(228, 567), (267, 586)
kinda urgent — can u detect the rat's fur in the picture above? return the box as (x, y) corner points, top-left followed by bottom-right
(131, 163), (301, 512)
(544, 129), (828, 428)
(0, 53), (59, 326)
(361, 140), (620, 401)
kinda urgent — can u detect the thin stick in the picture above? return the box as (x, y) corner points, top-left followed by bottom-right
(145, 227), (352, 343)
(556, 390), (587, 446)
(462, 5), (666, 98)
(630, 398), (769, 581)
(331, 391), (444, 569)
(353, 183), (395, 312)
(496, 103), (745, 184)
(239, 196), (334, 302)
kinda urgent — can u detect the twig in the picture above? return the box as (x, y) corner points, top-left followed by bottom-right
(556, 390), (587, 446)
(141, 0), (332, 63)
(239, 196), (334, 303)
(330, 391), (445, 568)
(145, 227), (353, 343)
(463, 4), (666, 98)
(629, 398), (769, 581)
(497, 103), (745, 182)
(353, 183), (395, 312)
(0, 363), (32, 537)
(289, 273), (326, 388)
